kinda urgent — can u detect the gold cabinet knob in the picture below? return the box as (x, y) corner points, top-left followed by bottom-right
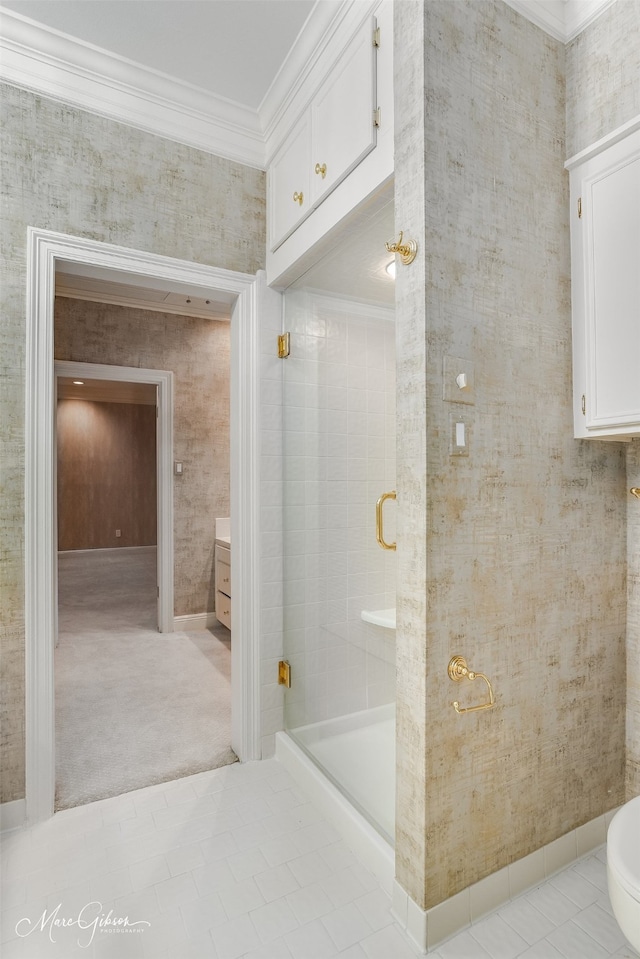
(293, 191), (304, 205)
(314, 163), (327, 179)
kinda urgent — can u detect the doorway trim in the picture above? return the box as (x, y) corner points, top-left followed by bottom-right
(26, 227), (263, 823)
(54, 361), (174, 633)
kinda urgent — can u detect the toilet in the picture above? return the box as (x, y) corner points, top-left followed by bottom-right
(607, 795), (640, 953)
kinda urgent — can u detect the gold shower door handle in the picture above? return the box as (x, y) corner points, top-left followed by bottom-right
(376, 491), (396, 550)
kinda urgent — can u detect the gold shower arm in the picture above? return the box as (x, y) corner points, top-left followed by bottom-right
(448, 655), (495, 714)
(376, 491), (396, 551)
(631, 488), (640, 499)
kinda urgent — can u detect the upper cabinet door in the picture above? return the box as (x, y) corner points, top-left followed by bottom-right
(268, 113), (312, 251)
(310, 17), (377, 206)
(569, 123), (640, 438)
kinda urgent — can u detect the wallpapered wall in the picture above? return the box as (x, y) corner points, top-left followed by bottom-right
(394, 0), (628, 911)
(0, 84), (265, 803)
(565, 0), (640, 798)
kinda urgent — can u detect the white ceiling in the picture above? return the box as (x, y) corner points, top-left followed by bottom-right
(0, 0), (317, 109)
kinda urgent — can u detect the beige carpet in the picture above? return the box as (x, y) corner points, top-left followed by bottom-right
(55, 548), (236, 810)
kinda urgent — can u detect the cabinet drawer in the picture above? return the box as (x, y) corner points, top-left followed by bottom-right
(216, 591), (231, 630)
(215, 557), (231, 596)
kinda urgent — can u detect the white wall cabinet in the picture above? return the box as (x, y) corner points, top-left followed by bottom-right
(567, 120), (640, 439)
(268, 115), (312, 251)
(268, 15), (378, 253)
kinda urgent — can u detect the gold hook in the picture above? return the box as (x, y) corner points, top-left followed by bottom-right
(448, 655), (495, 714)
(385, 231), (418, 265)
(631, 488), (640, 499)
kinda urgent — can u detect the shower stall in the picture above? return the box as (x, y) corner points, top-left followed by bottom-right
(280, 279), (396, 848)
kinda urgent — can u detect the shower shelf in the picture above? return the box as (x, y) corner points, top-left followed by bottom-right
(361, 608), (396, 630)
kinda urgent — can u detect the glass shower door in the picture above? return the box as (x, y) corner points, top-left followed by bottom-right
(281, 285), (396, 843)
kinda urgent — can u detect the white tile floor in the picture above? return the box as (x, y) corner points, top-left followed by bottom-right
(1, 759), (637, 959)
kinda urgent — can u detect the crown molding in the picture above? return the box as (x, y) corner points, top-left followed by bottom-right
(0, 6), (266, 168)
(563, 0), (617, 41)
(0, 0), (618, 170)
(504, 0), (617, 42)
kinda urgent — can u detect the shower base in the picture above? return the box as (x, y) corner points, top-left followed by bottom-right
(275, 703), (395, 892)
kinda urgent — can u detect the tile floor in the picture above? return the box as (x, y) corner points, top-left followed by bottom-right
(1, 758), (637, 959)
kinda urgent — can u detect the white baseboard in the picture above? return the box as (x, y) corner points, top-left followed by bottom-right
(173, 612), (219, 631)
(58, 545), (157, 556)
(391, 806), (621, 952)
(0, 798), (26, 832)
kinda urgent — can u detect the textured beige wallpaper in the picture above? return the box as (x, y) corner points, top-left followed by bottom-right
(628, 441), (640, 795)
(565, 0), (640, 799)
(565, 0), (640, 159)
(394, 0), (627, 912)
(55, 298), (230, 619)
(0, 84), (264, 803)
(394, 0), (429, 907)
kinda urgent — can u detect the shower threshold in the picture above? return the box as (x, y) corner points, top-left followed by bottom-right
(288, 703), (395, 844)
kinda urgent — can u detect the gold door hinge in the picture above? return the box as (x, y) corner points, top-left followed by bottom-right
(578, 197), (582, 219)
(373, 24), (380, 47)
(373, 107), (381, 128)
(278, 332), (290, 358)
(278, 660), (291, 688)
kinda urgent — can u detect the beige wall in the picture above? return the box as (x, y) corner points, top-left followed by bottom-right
(394, 0), (429, 905)
(565, 0), (640, 798)
(57, 399), (157, 550)
(395, 0), (628, 912)
(0, 84), (265, 804)
(55, 298), (231, 619)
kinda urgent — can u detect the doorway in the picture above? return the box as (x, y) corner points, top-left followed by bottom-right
(25, 229), (270, 822)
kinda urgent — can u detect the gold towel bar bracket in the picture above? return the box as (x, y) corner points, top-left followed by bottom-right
(448, 655), (496, 714)
(630, 488), (640, 500)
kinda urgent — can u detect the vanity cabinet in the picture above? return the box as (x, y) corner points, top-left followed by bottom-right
(215, 544), (231, 630)
(568, 121), (640, 439)
(268, 15), (379, 252)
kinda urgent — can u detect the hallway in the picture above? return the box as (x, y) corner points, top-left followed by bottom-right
(56, 549), (235, 809)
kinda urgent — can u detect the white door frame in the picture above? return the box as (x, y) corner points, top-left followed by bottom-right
(54, 360), (174, 633)
(26, 227), (263, 823)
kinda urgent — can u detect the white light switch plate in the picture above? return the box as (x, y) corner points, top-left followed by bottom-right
(443, 355), (475, 404)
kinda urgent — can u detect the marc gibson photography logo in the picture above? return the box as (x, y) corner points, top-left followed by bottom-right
(15, 901), (151, 949)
